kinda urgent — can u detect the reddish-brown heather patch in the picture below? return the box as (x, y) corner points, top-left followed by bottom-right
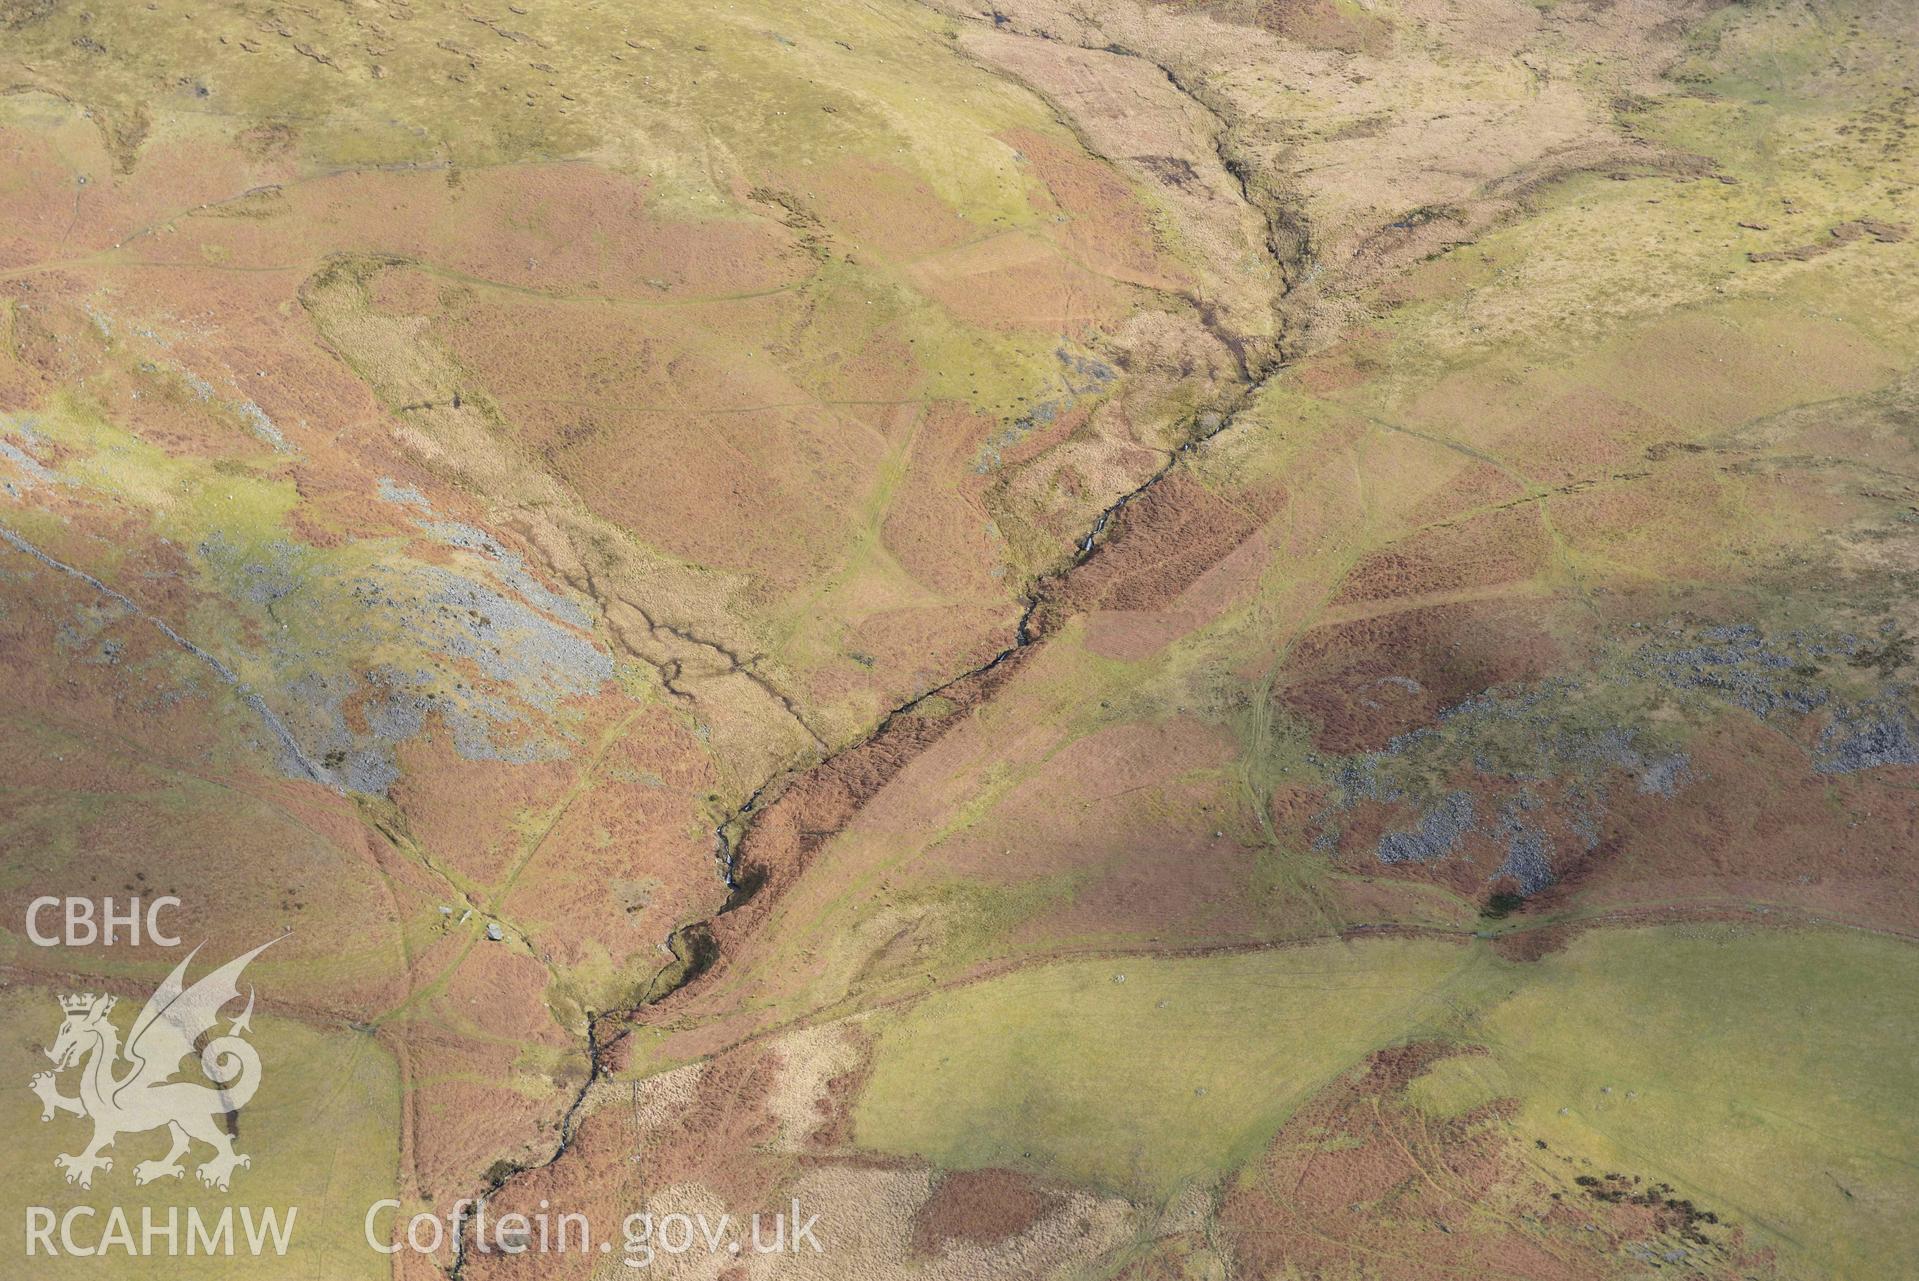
(809, 1069), (877, 1156)
(906, 229), (1127, 336)
(1520, 387), (1674, 486)
(1277, 599), (1568, 753)
(1002, 128), (1179, 287)
(385, 726), (582, 886)
(497, 713), (722, 978)
(1488, 920), (1583, 962)
(397, 948), (581, 1204)
(910, 1168), (1066, 1254)
(1334, 503), (1551, 607)
(701, 645), (1041, 961)
(880, 401), (1019, 600)
(1038, 472), (1261, 624)
(635, 1046), (791, 1206)
(462, 1083), (652, 1281)
(1253, 0), (1395, 55)
(1535, 717), (1919, 934)
(793, 156), (976, 261)
(1291, 350), (1370, 396)
(909, 716), (1265, 943)
(1399, 458), (1532, 526)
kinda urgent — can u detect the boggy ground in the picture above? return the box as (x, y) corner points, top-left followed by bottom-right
(2, 0), (1916, 1278)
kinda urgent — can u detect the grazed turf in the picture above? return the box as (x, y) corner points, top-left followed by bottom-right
(1478, 925), (1919, 1280)
(852, 924), (1919, 1274)
(854, 937), (1478, 1197)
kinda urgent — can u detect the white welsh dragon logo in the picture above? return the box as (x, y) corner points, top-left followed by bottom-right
(29, 939), (276, 1191)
